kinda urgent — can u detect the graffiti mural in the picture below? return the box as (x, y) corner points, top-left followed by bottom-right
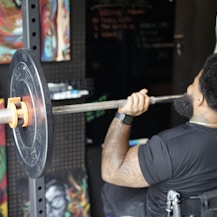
(0, 0), (71, 63)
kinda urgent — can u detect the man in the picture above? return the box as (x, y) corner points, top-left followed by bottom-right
(101, 53), (217, 217)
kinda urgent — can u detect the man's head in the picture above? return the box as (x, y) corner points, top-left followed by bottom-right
(199, 53), (217, 111)
(174, 53), (217, 119)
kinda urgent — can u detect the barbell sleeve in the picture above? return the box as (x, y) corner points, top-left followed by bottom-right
(52, 94), (183, 115)
(0, 108), (14, 124)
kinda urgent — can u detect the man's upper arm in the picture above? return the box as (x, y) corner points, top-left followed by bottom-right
(108, 145), (150, 188)
(138, 135), (172, 185)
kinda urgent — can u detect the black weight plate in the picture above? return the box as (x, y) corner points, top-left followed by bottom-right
(8, 49), (53, 179)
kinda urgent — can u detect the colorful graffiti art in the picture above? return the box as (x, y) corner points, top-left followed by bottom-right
(0, 99), (8, 217)
(40, 0), (71, 62)
(0, 0), (71, 63)
(18, 168), (91, 217)
(0, 1), (23, 64)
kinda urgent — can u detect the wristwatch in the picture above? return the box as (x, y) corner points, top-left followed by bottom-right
(115, 112), (134, 125)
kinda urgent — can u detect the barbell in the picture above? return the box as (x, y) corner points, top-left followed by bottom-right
(2, 48), (183, 179)
(1, 94), (183, 125)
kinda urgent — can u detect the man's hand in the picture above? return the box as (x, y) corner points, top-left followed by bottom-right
(118, 88), (151, 116)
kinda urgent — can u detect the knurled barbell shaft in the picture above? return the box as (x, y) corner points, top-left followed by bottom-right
(52, 94), (183, 115)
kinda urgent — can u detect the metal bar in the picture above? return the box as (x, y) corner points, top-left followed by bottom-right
(52, 94), (183, 115)
(22, 0), (41, 56)
(22, 1), (46, 217)
(150, 94), (183, 104)
(0, 95), (183, 123)
(0, 108), (13, 124)
(29, 177), (46, 217)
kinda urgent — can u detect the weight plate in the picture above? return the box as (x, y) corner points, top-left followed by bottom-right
(9, 49), (53, 179)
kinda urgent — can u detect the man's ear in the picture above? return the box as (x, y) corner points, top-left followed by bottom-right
(196, 93), (205, 106)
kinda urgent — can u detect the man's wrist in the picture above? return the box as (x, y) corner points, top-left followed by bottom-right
(115, 112), (134, 125)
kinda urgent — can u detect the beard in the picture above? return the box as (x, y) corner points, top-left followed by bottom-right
(173, 93), (193, 119)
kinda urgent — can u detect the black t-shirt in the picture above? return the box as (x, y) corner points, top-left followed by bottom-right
(138, 122), (217, 216)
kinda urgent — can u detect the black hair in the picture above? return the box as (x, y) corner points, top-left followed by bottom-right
(199, 53), (217, 111)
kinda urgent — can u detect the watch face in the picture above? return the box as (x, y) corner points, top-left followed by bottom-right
(123, 114), (134, 125)
(115, 112), (133, 125)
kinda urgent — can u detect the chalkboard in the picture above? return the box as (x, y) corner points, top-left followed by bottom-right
(86, 0), (175, 49)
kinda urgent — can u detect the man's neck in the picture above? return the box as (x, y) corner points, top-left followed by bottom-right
(190, 112), (217, 128)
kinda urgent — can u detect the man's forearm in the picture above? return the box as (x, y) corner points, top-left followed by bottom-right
(101, 117), (131, 182)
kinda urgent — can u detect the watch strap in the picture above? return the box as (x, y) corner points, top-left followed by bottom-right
(115, 112), (134, 125)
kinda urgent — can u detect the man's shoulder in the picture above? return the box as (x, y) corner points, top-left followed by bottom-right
(156, 122), (191, 142)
